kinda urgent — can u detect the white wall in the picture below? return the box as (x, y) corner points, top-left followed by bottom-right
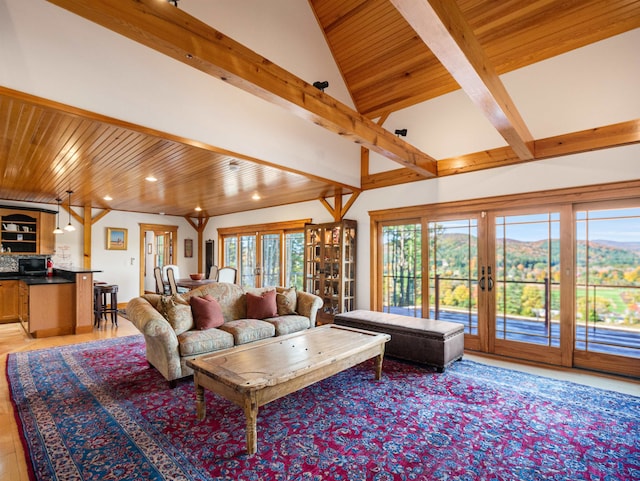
(204, 143), (640, 310)
(2, 142), (638, 305)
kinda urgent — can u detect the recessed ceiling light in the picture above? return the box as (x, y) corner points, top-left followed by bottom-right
(145, 176), (158, 182)
(103, 195), (112, 201)
(195, 206), (202, 212)
(252, 193), (261, 200)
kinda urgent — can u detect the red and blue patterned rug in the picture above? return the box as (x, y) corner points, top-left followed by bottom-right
(7, 335), (640, 480)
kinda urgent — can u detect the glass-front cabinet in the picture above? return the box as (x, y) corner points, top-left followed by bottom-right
(304, 219), (356, 324)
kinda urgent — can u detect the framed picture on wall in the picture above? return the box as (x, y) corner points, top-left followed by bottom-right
(106, 227), (128, 250)
(185, 238), (193, 258)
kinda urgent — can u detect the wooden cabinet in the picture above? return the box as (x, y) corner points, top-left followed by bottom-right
(19, 282), (75, 337)
(304, 220), (356, 324)
(19, 281), (29, 330)
(0, 279), (20, 322)
(0, 207), (56, 255)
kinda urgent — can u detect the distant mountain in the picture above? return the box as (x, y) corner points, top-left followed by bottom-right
(591, 240), (640, 254)
(434, 234), (640, 269)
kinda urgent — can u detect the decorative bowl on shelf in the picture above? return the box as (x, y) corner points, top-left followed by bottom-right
(189, 273), (204, 280)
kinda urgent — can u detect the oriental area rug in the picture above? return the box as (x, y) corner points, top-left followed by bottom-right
(7, 336), (640, 481)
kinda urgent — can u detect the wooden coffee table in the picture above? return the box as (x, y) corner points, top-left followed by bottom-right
(186, 324), (390, 455)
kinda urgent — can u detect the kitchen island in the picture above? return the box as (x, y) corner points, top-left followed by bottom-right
(0, 267), (101, 337)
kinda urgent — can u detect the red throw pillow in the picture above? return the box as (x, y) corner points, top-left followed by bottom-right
(246, 290), (278, 319)
(190, 295), (224, 330)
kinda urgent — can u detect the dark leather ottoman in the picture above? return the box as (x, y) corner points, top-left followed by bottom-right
(334, 310), (464, 372)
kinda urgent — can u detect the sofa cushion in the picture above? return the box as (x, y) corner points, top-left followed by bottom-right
(177, 328), (234, 357)
(158, 294), (188, 317)
(264, 315), (310, 336)
(166, 302), (194, 335)
(183, 283), (246, 322)
(276, 287), (297, 315)
(219, 319), (275, 345)
(246, 290), (278, 319)
(190, 295), (224, 330)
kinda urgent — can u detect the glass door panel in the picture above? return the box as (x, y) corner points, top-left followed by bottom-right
(428, 219), (479, 335)
(575, 206), (640, 360)
(261, 233), (280, 287)
(494, 212), (561, 347)
(223, 236), (238, 268)
(239, 235), (257, 288)
(381, 223), (422, 317)
(285, 232), (304, 290)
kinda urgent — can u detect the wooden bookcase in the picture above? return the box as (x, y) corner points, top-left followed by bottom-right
(304, 219), (356, 324)
(0, 207), (55, 255)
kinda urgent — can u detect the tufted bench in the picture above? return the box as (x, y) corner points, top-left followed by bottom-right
(334, 310), (464, 372)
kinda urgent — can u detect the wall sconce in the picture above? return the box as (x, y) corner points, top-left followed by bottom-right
(313, 81), (329, 92)
(64, 190), (76, 232)
(394, 129), (407, 137)
(53, 198), (63, 235)
(229, 160), (240, 172)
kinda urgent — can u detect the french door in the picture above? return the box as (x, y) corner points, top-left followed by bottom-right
(220, 222), (307, 289)
(488, 206), (572, 366)
(375, 183), (640, 376)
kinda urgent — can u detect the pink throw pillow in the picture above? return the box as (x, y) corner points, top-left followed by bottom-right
(246, 290), (278, 319)
(190, 294), (224, 330)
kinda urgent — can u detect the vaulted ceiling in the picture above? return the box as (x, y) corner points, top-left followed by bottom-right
(0, 0), (638, 217)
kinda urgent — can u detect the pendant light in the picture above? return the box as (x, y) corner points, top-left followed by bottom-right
(64, 190), (76, 232)
(53, 197), (63, 234)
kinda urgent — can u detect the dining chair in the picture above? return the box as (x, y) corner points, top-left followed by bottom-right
(208, 265), (219, 281)
(162, 264), (181, 282)
(217, 266), (237, 284)
(166, 267), (189, 295)
(154, 266), (169, 294)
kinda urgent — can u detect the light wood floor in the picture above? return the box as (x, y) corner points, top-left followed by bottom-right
(0, 319), (638, 481)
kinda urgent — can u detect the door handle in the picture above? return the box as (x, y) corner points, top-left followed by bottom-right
(479, 266), (485, 291)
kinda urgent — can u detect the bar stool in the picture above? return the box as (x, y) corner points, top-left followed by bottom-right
(94, 284), (119, 327)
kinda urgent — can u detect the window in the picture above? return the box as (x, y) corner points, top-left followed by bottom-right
(371, 180), (640, 377)
(575, 206), (640, 358)
(219, 219), (310, 288)
(382, 223), (422, 317)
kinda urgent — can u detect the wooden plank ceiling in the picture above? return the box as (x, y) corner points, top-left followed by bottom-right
(0, 88), (354, 217)
(1, 0), (639, 217)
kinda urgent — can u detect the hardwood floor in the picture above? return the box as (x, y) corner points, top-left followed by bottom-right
(0, 318), (638, 481)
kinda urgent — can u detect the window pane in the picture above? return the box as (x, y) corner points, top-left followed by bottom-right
(261, 234), (280, 287)
(382, 223), (422, 317)
(429, 219), (478, 334)
(240, 235), (256, 288)
(223, 237), (237, 268)
(285, 232), (304, 290)
(495, 212), (560, 346)
(575, 207), (640, 358)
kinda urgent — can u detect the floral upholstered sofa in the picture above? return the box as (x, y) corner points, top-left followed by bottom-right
(126, 282), (322, 387)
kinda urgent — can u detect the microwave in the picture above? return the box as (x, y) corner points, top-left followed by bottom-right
(18, 257), (47, 276)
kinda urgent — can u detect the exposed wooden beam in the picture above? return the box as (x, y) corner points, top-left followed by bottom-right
(535, 119), (640, 159)
(185, 216), (209, 273)
(340, 191), (360, 219)
(362, 119), (640, 189)
(390, 0), (534, 160)
(46, 0), (437, 178)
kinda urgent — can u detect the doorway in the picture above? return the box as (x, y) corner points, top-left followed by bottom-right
(138, 223), (178, 295)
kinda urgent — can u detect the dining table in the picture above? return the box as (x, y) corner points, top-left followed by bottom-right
(176, 278), (218, 290)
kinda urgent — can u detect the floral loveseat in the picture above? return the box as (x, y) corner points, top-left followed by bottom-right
(126, 282), (323, 387)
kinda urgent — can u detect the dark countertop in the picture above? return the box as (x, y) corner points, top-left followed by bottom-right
(0, 273), (73, 285)
(55, 267), (103, 274)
